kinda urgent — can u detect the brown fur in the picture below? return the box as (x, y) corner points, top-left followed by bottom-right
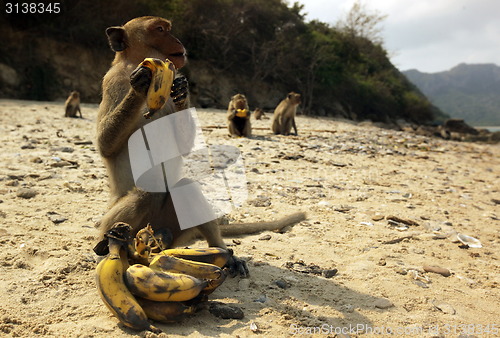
(272, 92), (301, 135)
(253, 108), (265, 120)
(96, 17), (305, 255)
(227, 93), (251, 137)
(64, 91), (82, 118)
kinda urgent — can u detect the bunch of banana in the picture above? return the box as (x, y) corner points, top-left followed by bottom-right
(138, 58), (176, 119)
(95, 223), (233, 331)
(235, 108), (249, 118)
(95, 224), (161, 333)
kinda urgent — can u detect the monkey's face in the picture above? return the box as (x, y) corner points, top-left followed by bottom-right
(142, 18), (186, 69)
(288, 92), (301, 105)
(232, 94), (247, 110)
(107, 16), (187, 69)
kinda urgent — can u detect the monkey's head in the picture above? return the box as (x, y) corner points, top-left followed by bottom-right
(70, 91), (80, 99)
(106, 16), (186, 69)
(231, 94), (247, 110)
(287, 92), (301, 105)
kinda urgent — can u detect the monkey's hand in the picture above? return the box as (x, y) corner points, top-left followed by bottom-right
(171, 75), (189, 110)
(130, 65), (152, 97)
(226, 255), (249, 277)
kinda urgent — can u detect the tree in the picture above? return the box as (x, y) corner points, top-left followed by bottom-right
(336, 0), (387, 46)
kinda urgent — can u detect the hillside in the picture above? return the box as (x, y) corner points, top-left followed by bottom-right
(0, 0), (445, 124)
(404, 63), (500, 126)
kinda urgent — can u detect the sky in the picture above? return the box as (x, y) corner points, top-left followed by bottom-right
(295, 0), (500, 73)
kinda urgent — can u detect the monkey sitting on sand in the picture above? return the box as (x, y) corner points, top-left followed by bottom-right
(253, 107), (265, 120)
(227, 93), (251, 137)
(271, 92), (301, 135)
(64, 91), (82, 118)
(95, 16), (305, 276)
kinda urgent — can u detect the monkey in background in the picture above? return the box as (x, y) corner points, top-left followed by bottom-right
(95, 17), (305, 275)
(271, 92), (301, 135)
(253, 107), (265, 120)
(227, 93), (251, 137)
(64, 91), (82, 118)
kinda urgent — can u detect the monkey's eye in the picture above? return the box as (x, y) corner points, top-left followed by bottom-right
(157, 26), (164, 32)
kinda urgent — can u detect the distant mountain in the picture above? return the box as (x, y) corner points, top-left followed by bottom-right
(403, 63), (500, 126)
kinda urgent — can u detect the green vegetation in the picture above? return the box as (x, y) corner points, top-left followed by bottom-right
(0, 0), (444, 124)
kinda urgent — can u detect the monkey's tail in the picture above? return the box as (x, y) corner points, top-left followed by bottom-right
(219, 212), (306, 237)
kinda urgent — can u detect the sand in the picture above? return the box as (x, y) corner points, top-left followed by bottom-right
(0, 99), (499, 337)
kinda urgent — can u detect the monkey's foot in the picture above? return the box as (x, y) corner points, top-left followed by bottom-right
(227, 255), (249, 278)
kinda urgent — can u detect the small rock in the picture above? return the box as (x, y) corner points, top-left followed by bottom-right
(372, 214), (385, 221)
(259, 234), (272, 241)
(386, 215), (419, 226)
(374, 298), (394, 309)
(322, 268), (338, 278)
(16, 188), (37, 199)
(423, 265), (451, 277)
(209, 302), (244, 319)
(249, 321), (259, 332)
(274, 279), (288, 289)
(21, 144), (35, 149)
(394, 266), (407, 275)
(431, 300), (456, 315)
(253, 294), (267, 303)
(30, 157), (43, 163)
(47, 212), (68, 224)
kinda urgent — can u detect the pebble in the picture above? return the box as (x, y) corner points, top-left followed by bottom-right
(372, 214), (385, 221)
(16, 188), (37, 199)
(432, 300), (456, 315)
(423, 265), (451, 277)
(374, 298), (394, 309)
(386, 215), (419, 226)
(259, 234), (271, 241)
(274, 279), (288, 289)
(322, 268), (338, 278)
(209, 302), (244, 319)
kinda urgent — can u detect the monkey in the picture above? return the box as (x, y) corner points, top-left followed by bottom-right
(253, 107), (265, 120)
(64, 91), (82, 118)
(227, 93), (251, 137)
(95, 17), (305, 275)
(271, 92), (301, 135)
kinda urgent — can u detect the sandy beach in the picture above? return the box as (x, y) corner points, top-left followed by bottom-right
(0, 99), (499, 337)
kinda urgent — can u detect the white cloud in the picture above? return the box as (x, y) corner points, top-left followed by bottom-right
(296, 0), (500, 72)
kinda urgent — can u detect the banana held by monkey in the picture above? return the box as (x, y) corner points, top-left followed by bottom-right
(159, 247), (233, 268)
(136, 298), (197, 323)
(139, 58), (175, 119)
(235, 109), (249, 118)
(95, 238), (159, 333)
(125, 264), (207, 302)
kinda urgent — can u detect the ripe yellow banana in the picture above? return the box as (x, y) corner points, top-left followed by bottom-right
(149, 254), (227, 295)
(159, 247), (232, 268)
(139, 58), (175, 119)
(150, 254), (222, 280)
(235, 109), (249, 118)
(137, 298), (197, 323)
(95, 238), (159, 333)
(125, 264), (207, 302)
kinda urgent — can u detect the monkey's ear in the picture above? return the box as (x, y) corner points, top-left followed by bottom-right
(106, 26), (127, 52)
